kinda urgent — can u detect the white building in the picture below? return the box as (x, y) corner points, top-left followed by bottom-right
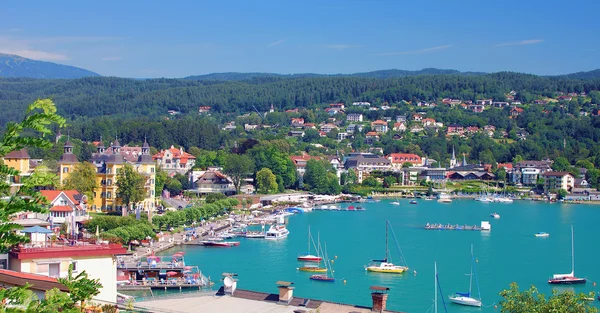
(346, 114), (363, 122)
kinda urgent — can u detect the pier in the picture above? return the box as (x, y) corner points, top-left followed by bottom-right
(424, 221), (491, 231)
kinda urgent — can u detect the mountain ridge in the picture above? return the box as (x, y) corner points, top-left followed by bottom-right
(0, 53), (100, 79)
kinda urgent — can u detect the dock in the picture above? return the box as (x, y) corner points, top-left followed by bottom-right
(424, 221), (491, 231)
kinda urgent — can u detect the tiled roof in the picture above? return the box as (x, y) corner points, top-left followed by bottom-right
(40, 190), (81, 206)
(0, 269), (69, 292)
(5, 149), (30, 159)
(152, 147), (196, 160)
(50, 205), (73, 212)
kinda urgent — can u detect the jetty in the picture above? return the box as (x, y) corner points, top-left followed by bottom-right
(424, 221), (491, 231)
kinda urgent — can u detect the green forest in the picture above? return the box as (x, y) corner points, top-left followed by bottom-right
(2, 72), (600, 169)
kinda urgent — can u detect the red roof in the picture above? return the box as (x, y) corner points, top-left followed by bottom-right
(152, 146), (196, 160)
(388, 153), (422, 164)
(365, 131), (379, 136)
(371, 120), (387, 125)
(10, 243), (127, 260)
(498, 163), (513, 170)
(5, 149), (30, 159)
(40, 190), (82, 205)
(50, 205), (73, 212)
(0, 269), (69, 292)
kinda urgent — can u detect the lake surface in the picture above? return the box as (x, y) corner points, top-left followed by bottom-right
(158, 199), (600, 312)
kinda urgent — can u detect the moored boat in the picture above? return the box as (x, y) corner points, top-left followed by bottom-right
(309, 242), (335, 282)
(201, 241), (231, 247)
(410, 200), (417, 204)
(265, 224), (289, 240)
(366, 220), (409, 274)
(548, 225), (586, 285)
(490, 212), (500, 219)
(298, 226), (322, 262)
(534, 232), (549, 237)
(449, 245), (482, 307)
(299, 266), (327, 272)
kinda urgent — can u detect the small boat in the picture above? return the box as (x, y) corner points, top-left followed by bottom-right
(437, 193), (453, 203)
(424, 197), (433, 201)
(310, 242), (335, 282)
(297, 226), (322, 262)
(449, 245), (482, 307)
(245, 231), (265, 238)
(490, 212), (500, 219)
(355, 206), (365, 211)
(299, 266), (327, 272)
(201, 241), (231, 247)
(410, 200), (417, 204)
(391, 201), (400, 206)
(265, 224), (289, 240)
(366, 221), (409, 274)
(548, 225), (586, 285)
(224, 241), (240, 246)
(534, 232), (549, 237)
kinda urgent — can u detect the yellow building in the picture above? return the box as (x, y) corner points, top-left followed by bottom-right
(2, 149), (32, 193)
(89, 138), (156, 212)
(57, 140), (78, 186)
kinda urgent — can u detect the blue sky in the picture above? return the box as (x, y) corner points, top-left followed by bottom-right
(1, 0), (598, 78)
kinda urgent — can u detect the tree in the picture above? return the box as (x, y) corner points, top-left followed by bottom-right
(402, 162), (412, 168)
(63, 162), (98, 200)
(155, 168), (168, 196)
(496, 167), (507, 182)
(303, 159), (329, 194)
(116, 163), (146, 212)
(557, 188), (568, 199)
(553, 157), (571, 172)
(362, 176), (381, 188)
(57, 264), (102, 310)
(0, 99), (66, 253)
(165, 177), (182, 194)
(499, 282), (598, 313)
(205, 193), (226, 203)
(223, 154), (255, 194)
(256, 168), (278, 194)
(383, 176), (397, 188)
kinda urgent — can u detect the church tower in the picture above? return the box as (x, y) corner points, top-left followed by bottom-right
(58, 139), (78, 185)
(450, 146), (457, 168)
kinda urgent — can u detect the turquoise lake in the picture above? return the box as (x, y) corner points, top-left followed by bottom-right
(158, 199), (600, 312)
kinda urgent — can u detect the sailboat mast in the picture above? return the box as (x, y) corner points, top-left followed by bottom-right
(308, 226), (311, 254)
(571, 225), (575, 276)
(385, 221), (389, 261)
(434, 262), (438, 313)
(469, 244), (473, 296)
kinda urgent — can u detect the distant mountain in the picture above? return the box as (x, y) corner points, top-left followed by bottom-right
(184, 68), (487, 81)
(558, 69), (600, 80)
(0, 53), (100, 79)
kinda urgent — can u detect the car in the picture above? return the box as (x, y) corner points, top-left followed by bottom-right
(178, 205), (183, 209)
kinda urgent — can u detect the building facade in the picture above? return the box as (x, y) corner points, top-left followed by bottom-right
(152, 146), (196, 174)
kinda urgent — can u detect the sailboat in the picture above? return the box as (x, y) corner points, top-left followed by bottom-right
(366, 221), (409, 274)
(310, 242), (335, 282)
(297, 226), (322, 262)
(391, 197), (400, 205)
(434, 262), (449, 313)
(449, 244), (482, 307)
(548, 225), (586, 284)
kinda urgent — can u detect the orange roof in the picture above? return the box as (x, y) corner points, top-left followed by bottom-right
(365, 131), (379, 136)
(50, 206), (73, 212)
(371, 120), (387, 125)
(152, 146), (196, 160)
(40, 190), (81, 205)
(388, 153), (422, 164)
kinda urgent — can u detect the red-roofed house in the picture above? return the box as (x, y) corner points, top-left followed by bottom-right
(498, 163), (513, 171)
(291, 118), (305, 127)
(193, 170), (236, 195)
(0, 269), (69, 300)
(153, 145), (196, 174)
(511, 107), (524, 117)
(412, 114), (423, 121)
(541, 171), (575, 192)
(290, 154), (322, 176)
(329, 103), (345, 109)
(198, 106), (211, 113)
(388, 153), (423, 168)
(39, 190), (89, 227)
(9, 243), (127, 303)
(393, 122), (407, 132)
(365, 132), (380, 144)
(371, 120), (388, 133)
(422, 118), (436, 126)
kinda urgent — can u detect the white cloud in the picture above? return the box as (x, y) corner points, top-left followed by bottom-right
(0, 49), (68, 61)
(267, 39), (285, 47)
(496, 39), (543, 47)
(325, 44), (361, 50)
(101, 56), (123, 61)
(375, 44), (452, 56)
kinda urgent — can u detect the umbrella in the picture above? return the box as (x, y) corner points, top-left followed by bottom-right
(21, 225), (53, 234)
(184, 266), (193, 270)
(166, 271), (178, 276)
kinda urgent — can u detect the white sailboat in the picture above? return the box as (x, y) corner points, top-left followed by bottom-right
(297, 226), (322, 262)
(548, 225), (586, 284)
(434, 262), (448, 313)
(449, 244), (482, 307)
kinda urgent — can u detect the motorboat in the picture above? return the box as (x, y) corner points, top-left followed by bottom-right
(548, 226), (586, 285)
(245, 232), (265, 238)
(391, 201), (400, 205)
(265, 224), (289, 240)
(475, 196), (494, 203)
(299, 266), (327, 272)
(201, 241), (231, 247)
(490, 212), (500, 219)
(494, 197), (513, 203)
(410, 200), (417, 205)
(534, 232), (549, 237)
(437, 193), (453, 203)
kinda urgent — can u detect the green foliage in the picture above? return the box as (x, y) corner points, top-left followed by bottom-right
(247, 141), (295, 189)
(498, 282), (598, 313)
(256, 168), (278, 194)
(0, 99), (66, 253)
(205, 193), (226, 203)
(383, 176), (397, 188)
(152, 199), (236, 230)
(57, 264), (102, 309)
(223, 153), (255, 194)
(116, 163), (146, 209)
(557, 188), (568, 199)
(155, 168), (168, 196)
(63, 162), (98, 200)
(362, 176), (381, 188)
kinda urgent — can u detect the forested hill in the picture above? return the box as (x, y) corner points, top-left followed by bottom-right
(183, 68), (486, 81)
(0, 53), (100, 79)
(1, 73), (600, 127)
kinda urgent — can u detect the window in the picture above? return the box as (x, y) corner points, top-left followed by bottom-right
(62, 167), (69, 173)
(106, 168), (112, 174)
(49, 263), (60, 278)
(71, 261), (78, 272)
(107, 192), (112, 199)
(151, 167), (155, 173)
(107, 179), (112, 186)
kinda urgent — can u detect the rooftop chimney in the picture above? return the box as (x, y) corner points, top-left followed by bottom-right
(277, 281), (294, 304)
(370, 286), (390, 312)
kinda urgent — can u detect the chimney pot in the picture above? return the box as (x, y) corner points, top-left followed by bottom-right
(371, 292), (388, 312)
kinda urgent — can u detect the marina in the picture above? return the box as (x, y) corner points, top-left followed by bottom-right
(147, 199), (600, 312)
